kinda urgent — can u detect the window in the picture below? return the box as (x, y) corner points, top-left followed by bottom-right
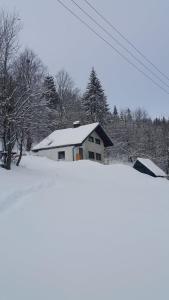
(58, 151), (65, 160)
(95, 138), (101, 145)
(88, 136), (94, 142)
(96, 153), (102, 161)
(88, 151), (95, 160)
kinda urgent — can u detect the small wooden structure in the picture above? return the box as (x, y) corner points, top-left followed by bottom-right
(133, 158), (167, 178)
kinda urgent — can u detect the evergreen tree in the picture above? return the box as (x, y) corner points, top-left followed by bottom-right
(43, 75), (58, 110)
(126, 108), (132, 121)
(82, 68), (109, 125)
(113, 105), (118, 117)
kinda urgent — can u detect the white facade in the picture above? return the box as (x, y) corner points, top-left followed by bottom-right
(82, 130), (104, 162)
(34, 130), (105, 163)
(35, 146), (74, 161)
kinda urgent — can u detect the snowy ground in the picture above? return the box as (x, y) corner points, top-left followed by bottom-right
(0, 156), (169, 300)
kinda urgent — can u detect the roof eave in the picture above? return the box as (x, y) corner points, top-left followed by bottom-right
(77, 124), (113, 147)
(95, 125), (113, 147)
(32, 143), (82, 152)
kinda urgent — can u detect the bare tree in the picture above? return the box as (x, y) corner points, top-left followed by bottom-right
(0, 10), (21, 74)
(12, 48), (47, 165)
(0, 11), (47, 170)
(55, 69), (83, 127)
(0, 10), (21, 169)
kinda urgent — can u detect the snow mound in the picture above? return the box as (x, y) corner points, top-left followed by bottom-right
(0, 156), (169, 300)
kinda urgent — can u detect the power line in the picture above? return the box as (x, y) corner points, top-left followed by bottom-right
(83, 0), (169, 82)
(56, 0), (169, 95)
(70, 0), (169, 89)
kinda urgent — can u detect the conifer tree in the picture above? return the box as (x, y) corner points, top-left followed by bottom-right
(113, 105), (118, 117)
(43, 75), (58, 110)
(82, 68), (109, 125)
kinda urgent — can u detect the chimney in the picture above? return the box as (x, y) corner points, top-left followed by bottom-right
(73, 121), (81, 128)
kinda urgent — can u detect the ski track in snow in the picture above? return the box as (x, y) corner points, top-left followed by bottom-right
(0, 178), (56, 214)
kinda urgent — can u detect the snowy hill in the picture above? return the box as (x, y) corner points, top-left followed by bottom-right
(0, 156), (169, 300)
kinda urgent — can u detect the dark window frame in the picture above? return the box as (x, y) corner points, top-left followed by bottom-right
(88, 136), (94, 143)
(88, 151), (95, 160)
(96, 153), (102, 161)
(95, 138), (101, 145)
(58, 151), (65, 160)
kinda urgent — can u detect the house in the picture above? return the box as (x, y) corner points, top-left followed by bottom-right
(133, 157), (167, 178)
(32, 121), (113, 163)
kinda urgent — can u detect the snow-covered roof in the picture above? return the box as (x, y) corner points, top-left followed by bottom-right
(33, 123), (101, 151)
(137, 157), (166, 177)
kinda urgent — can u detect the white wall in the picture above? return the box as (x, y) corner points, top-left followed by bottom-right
(82, 131), (105, 162)
(35, 146), (74, 161)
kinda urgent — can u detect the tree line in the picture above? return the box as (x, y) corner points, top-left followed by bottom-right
(0, 9), (169, 172)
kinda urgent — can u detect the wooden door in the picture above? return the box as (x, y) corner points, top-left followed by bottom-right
(76, 148), (83, 160)
(79, 147), (83, 160)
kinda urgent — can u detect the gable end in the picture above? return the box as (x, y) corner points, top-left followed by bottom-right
(82, 124), (113, 147)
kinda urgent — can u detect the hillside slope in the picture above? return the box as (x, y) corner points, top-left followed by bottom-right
(0, 156), (169, 300)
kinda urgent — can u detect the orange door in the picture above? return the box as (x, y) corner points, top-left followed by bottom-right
(76, 148), (83, 160)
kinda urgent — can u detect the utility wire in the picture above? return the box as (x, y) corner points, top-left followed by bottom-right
(70, 0), (169, 89)
(83, 0), (169, 82)
(56, 0), (169, 95)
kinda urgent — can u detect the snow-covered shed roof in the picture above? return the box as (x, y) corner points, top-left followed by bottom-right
(32, 123), (113, 151)
(136, 158), (166, 177)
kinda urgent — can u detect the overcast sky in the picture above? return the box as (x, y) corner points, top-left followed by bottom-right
(1, 0), (169, 118)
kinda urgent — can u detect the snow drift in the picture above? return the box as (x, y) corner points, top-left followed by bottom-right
(0, 156), (169, 300)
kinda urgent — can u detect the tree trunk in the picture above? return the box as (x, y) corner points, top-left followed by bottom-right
(26, 134), (32, 151)
(16, 141), (23, 167)
(4, 128), (13, 170)
(5, 143), (12, 170)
